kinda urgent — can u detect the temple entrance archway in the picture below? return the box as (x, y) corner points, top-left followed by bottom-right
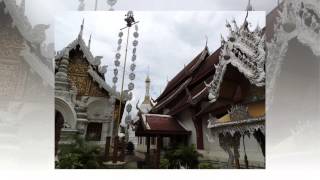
(55, 97), (77, 129)
(55, 97), (77, 155)
(55, 110), (64, 155)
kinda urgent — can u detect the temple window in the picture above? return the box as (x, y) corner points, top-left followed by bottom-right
(85, 122), (102, 141)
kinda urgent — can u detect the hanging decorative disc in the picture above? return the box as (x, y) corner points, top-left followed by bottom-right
(125, 114), (132, 124)
(115, 53), (121, 59)
(129, 72), (135, 80)
(107, 0), (117, 6)
(117, 45), (121, 51)
(118, 31), (123, 37)
(126, 103), (132, 112)
(128, 82), (134, 90)
(107, 0), (117, 11)
(135, 24), (138, 31)
(113, 68), (118, 76)
(112, 76), (118, 83)
(133, 32), (139, 38)
(131, 54), (136, 61)
(132, 48), (136, 54)
(78, 0), (85, 11)
(114, 60), (120, 66)
(127, 92), (133, 100)
(130, 63), (136, 71)
(118, 38), (122, 44)
(132, 40), (138, 46)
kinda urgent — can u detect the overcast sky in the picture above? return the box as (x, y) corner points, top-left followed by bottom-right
(11, 0), (269, 124)
(20, 0), (276, 43)
(55, 11), (265, 124)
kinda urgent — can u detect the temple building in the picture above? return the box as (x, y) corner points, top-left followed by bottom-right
(133, 75), (162, 157)
(54, 20), (128, 153)
(133, 75), (191, 168)
(134, 11), (266, 168)
(0, 0), (53, 168)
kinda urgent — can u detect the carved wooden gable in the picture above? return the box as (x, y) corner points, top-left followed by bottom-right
(0, 2), (28, 100)
(0, 2), (25, 60)
(67, 47), (109, 97)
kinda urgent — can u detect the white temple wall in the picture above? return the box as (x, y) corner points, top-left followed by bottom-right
(86, 97), (113, 146)
(178, 109), (197, 146)
(86, 97), (112, 120)
(201, 117), (265, 167)
(136, 137), (157, 153)
(201, 118), (228, 161)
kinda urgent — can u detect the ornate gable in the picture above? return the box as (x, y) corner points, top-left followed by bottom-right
(206, 13), (266, 103)
(0, 2), (24, 60)
(0, 1), (27, 100)
(67, 47), (109, 97)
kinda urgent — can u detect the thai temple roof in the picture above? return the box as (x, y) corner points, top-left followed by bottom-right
(151, 6), (284, 116)
(1, 0), (53, 86)
(55, 19), (121, 98)
(136, 114), (190, 136)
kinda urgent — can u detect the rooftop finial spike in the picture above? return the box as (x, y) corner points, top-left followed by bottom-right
(246, 0), (253, 11)
(20, 0), (25, 14)
(245, 10), (249, 21)
(88, 34), (92, 49)
(205, 35), (208, 47)
(243, 10), (249, 28)
(79, 18), (85, 39)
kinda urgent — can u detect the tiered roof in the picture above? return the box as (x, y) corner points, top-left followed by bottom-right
(152, 9), (276, 117)
(152, 46), (210, 113)
(135, 114), (190, 136)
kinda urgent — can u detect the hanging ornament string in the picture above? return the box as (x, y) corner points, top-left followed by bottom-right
(125, 24), (139, 125)
(113, 30), (123, 90)
(110, 30), (123, 134)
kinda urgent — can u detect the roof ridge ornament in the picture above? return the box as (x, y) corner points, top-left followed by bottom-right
(243, 11), (249, 30)
(78, 18), (84, 39)
(88, 33), (92, 49)
(206, 12), (266, 104)
(246, 0), (253, 11)
(205, 35), (208, 47)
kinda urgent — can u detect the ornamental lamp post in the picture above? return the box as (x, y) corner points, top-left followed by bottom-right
(110, 11), (139, 164)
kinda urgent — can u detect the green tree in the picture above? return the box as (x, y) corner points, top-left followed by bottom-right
(56, 135), (102, 169)
(164, 144), (202, 169)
